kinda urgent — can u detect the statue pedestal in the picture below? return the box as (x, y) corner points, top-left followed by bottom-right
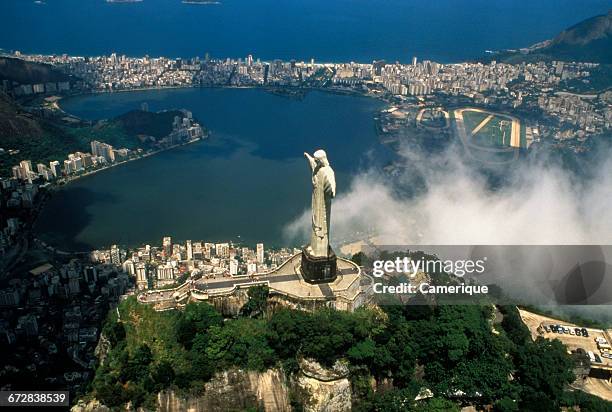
(301, 246), (337, 284)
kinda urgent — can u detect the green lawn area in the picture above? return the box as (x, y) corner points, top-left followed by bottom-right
(461, 110), (519, 148)
(472, 117), (513, 147)
(461, 110), (489, 135)
(520, 123), (527, 148)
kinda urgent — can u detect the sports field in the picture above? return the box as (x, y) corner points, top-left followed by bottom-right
(461, 109), (519, 148)
(462, 111), (489, 134)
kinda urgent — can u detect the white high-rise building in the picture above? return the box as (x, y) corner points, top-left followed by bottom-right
(19, 160), (33, 175)
(215, 243), (229, 258)
(12, 160), (35, 181)
(204, 243), (214, 259)
(135, 263), (148, 290)
(193, 242), (203, 258)
(110, 244), (122, 265)
(123, 259), (135, 276)
(186, 240), (193, 260)
(91, 140), (115, 163)
(156, 264), (175, 286)
(36, 163), (53, 181)
(229, 259), (238, 276)
(162, 237), (172, 257)
(63, 159), (74, 175)
(49, 161), (61, 178)
(256, 243), (264, 264)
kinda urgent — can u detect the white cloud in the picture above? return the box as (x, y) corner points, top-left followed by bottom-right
(285, 141), (612, 247)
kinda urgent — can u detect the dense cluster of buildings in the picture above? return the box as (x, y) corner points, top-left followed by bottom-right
(374, 59), (610, 137)
(16, 52), (612, 141)
(0, 256), (131, 393)
(0, 229), (362, 393)
(167, 110), (205, 143)
(10, 139), (126, 184)
(0, 125), (204, 264)
(538, 91), (611, 134)
(2, 111), (203, 260)
(14, 141), (123, 182)
(114, 237), (296, 290)
(0, 176), (39, 255)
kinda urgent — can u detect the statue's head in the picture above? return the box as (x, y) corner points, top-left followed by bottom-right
(313, 149), (329, 166)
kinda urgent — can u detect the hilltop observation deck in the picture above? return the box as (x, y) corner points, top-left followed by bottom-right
(137, 253), (368, 313)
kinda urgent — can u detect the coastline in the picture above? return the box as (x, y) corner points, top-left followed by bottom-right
(40, 88), (215, 187)
(49, 83), (383, 185)
(51, 135), (205, 188)
(57, 83), (378, 103)
(31, 136), (207, 256)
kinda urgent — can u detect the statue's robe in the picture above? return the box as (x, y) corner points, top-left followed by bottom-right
(309, 163), (336, 257)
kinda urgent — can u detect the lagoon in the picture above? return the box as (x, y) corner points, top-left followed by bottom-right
(35, 88), (386, 250)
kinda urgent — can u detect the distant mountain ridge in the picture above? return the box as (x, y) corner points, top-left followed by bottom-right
(494, 10), (612, 64)
(551, 10), (612, 47)
(541, 10), (612, 63)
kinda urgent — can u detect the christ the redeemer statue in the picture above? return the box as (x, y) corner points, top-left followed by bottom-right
(304, 150), (336, 257)
(301, 149), (338, 283)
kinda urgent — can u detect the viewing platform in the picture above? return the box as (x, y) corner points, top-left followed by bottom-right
(137, 253), (367, 312)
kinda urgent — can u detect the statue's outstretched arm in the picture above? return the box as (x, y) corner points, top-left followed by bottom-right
(304, 152), (316, 171)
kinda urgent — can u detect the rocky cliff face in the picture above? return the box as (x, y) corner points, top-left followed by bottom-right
(72, 354), (353, 412)
(153, 360), (353, 412)
(72, 368), (291, 412)
(206, 290), (250, 316)
(157, 368), (291, 412)
(296, 374), (351, 412)
(295, 358), (352, 412)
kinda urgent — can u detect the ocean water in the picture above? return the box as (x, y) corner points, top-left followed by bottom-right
(2, 0), (611, 63)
